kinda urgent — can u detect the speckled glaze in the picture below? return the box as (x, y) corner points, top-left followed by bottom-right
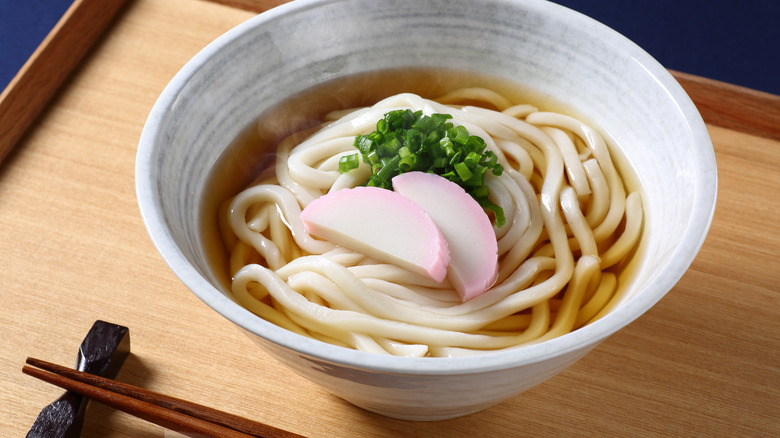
(136, 0), (717, 420)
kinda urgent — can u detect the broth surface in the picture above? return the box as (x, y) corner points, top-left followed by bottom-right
(201, 68), (645, 327)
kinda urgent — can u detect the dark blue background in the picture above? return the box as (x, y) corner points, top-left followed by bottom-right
(1, 0), (74, 91)
(2, 1), (779, 95)
(550, 0), (780, 95)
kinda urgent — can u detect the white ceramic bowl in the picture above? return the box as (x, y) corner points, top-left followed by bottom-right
(136, 0), (717, 421)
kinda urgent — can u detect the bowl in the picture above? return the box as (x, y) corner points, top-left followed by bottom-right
(136, 0), (717, 421)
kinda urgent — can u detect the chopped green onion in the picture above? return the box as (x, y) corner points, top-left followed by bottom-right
(473, 185), (489, 198)
(450, 125), (470, 145)
(466, 135), (485, 151)
(376, 155), (400, 181)
(399, 155), (418, 172)
(454, 162), (472, 181)
(448, 150), (462, 167)
(355, 136), (373, 155)
(377, 118), (388, 133)
(380, 137), (402, 156)
(338, 153), (360, 173)
(464, 151), (481, 168)
(485, 150), (498, 166)
(479, 198), (507, 228)
(342, 109), (506, 226)
(366, 150), (380, 165)
(440, 137), (455, 157)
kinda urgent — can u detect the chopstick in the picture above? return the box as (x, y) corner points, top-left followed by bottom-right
(23, 357), (304, 438)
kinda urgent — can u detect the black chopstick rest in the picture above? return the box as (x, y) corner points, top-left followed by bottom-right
(27, 320), (130, 438)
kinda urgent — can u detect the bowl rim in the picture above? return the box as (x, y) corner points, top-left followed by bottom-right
(136, 0), (717, 375)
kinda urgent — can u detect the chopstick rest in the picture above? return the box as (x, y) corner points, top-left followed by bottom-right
(26, 320), (130, 438)
(23, 357), (304, 438)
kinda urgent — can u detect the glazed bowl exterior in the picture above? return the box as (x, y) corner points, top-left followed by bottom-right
(136, 0), (717, 420)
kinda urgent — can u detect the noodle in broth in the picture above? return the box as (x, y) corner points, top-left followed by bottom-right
(217, 87), (643, 357)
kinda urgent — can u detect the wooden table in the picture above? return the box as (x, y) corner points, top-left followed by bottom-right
(1, 0), (778, 436)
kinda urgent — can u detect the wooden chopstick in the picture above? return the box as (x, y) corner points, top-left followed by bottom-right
(23, 357), (304, 438)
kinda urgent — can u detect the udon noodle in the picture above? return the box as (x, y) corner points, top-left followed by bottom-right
(218, 88), (643, 357)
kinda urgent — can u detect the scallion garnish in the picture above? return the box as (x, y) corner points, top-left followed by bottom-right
(338, 153), (360, 173)
(338, 109), (507, 227)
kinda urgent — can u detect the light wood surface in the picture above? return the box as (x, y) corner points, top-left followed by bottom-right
(1, 0), (777, 436)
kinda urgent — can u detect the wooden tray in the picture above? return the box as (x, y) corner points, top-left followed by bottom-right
(1, 1), (777, 436)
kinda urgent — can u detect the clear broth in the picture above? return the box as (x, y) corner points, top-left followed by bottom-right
(200, 68), (644, 305)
